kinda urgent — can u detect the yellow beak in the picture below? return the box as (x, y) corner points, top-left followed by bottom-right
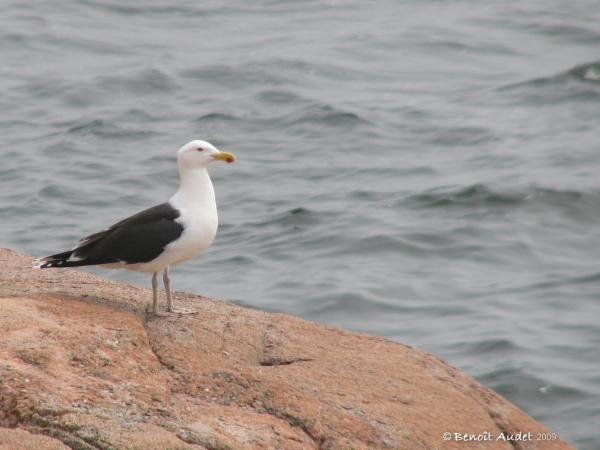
(211, 151), (236, 163)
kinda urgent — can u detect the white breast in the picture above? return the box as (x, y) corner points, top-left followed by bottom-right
(165, 167), (219, 266)
(165, 203), (218, 266)
(127, 167), (219, 273)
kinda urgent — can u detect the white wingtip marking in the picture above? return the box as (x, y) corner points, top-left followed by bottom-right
(32, 258), (44, 269)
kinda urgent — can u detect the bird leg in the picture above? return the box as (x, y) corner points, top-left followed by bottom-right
(151, 272), (160, 314)
(150, 272), (172, 317)
(163, 266), (196, 315)
(164, 267), (173, 311)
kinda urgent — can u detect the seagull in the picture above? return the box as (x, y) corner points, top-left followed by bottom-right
(35, 140), (236, 316)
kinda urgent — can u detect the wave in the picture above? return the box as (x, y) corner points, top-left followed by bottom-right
(478, 272), (600, 299)
(478, 366), (589, 404)
(256, 89), (304, 105)
(568, 61), (600, 84)
(303, 291), (415, 317)
(196, 112), (242, 123)
(65, 118), (158, 140)
(18, 68), (177, 111)
(17, 78), (71, 99)
(79, 0), (209, 17)
(424, 126), (497, 146)
(280, 103), (368, 128)
(195, 101), (369, 131)
(249, 207), (324, 229)
(180, 57), (368, 91)
(97, 68), (177, 95)
(463, 338), (521, 355)
(498, 60), (600, 103)
(411, 35), (517, 57)
(402, 183), (600, 213)
(256, 57), (364, 82)
(405, 184), (520, 209)
(116, 108), (161, 123)
(325, 235), (427, 257)
(180, 64), (285, 88)
(302, 291), (471, 322)
(517, 21), (600, 46)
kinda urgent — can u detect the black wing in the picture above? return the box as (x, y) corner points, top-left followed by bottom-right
(38, 202), (184, 268)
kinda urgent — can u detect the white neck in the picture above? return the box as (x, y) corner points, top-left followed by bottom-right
(170, 165), (216, 212)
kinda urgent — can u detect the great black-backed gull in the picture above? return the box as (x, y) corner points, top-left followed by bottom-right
(35, 140), (236, 316)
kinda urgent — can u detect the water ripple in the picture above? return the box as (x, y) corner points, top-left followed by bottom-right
(97, 68), (177, 96)
(403, 184), (600, 215)
(65, 118), (158, 140)
(498, 60), (600, 103)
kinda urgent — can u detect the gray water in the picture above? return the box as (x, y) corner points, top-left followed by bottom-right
(1, 1), (599, 447)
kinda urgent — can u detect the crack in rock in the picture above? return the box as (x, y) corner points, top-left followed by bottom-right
(486, 408), (522, 450)
(262, 407), (325, 450)
(259, 357), (314, 367)
(143, 318), (177, 372)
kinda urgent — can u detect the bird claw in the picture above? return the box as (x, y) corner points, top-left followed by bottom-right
(148, 307), (198, 317)
(150, 309), (172, 317)
(167, 307), (198, 315)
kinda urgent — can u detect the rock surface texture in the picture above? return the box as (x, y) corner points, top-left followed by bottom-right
(0, 248), (573, 450)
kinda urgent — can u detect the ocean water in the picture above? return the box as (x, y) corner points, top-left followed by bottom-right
(1, 0), (599, 447)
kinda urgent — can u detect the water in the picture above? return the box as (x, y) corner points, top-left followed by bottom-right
(1, 1), (599, 447)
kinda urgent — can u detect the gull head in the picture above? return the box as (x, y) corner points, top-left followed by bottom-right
(177, 140), (236, 169)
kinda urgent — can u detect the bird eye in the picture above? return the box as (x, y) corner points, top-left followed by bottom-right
(197, 147), (204, 152)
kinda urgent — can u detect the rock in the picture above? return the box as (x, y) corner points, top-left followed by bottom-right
(0, 427), (69, 450)
(0, 247), (573, 449)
